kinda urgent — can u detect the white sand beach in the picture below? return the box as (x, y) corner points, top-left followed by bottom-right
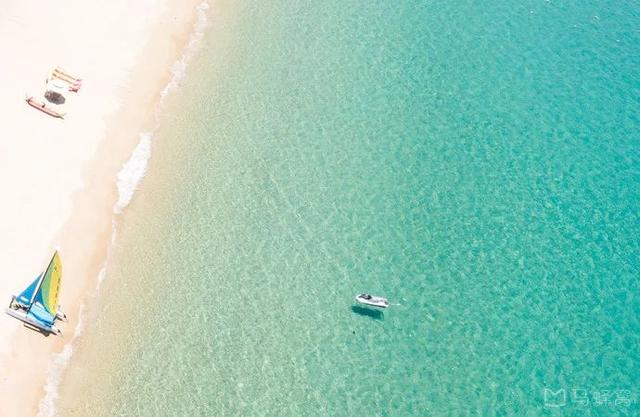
(0, 1), (203, 415)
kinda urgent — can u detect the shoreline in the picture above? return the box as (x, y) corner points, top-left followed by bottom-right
(0, 1), (207, 416)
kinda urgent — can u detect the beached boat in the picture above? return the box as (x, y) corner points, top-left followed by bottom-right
(355, 293), (389, 308)
(6, 251), (67, 335)
(25, 96), (65, 118)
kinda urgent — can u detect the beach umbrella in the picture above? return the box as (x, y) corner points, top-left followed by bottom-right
(44, 78), (67, 105)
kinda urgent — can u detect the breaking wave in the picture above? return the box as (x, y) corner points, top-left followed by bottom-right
(36, 306), (85, 417)
(114, 133), (152, 213)
(160, 1), (210, 102)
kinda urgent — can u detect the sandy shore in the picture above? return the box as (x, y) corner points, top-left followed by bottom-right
(0, 1), (205, 415)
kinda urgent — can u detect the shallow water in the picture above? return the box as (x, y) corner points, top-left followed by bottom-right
(57, 1), (639, 416)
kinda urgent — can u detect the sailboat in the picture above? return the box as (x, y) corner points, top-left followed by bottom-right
(6, 251), (67, 335)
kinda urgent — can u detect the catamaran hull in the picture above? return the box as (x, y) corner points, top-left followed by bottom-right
(25, 96), (65, 118)
(5, 308), (61, 335)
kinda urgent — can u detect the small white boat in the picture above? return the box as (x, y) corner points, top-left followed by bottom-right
(355, 293), (388, 309)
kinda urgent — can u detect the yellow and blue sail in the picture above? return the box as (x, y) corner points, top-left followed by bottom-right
(18, 252), (62, 327)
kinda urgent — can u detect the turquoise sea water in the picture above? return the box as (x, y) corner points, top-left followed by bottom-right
(57, 1), (639, 416)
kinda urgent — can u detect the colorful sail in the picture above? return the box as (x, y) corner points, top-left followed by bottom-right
(16, 274), (41, 306)
(6, 250), (64, 334)
(31, 251), (62, 317)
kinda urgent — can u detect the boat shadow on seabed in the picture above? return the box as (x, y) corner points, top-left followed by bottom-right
(351, 305), (384, 321)
(22, 322), (54, 337)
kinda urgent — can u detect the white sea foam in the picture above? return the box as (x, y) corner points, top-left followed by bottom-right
(96, 263), (108, 291)
(160, 1), (210, 103)
(116, 3), (210, 213)
(37, 345), (72, 417)
(114, 132), (152, 213)
(37, 3), (210, 415)
(36, 306), (85, 417)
